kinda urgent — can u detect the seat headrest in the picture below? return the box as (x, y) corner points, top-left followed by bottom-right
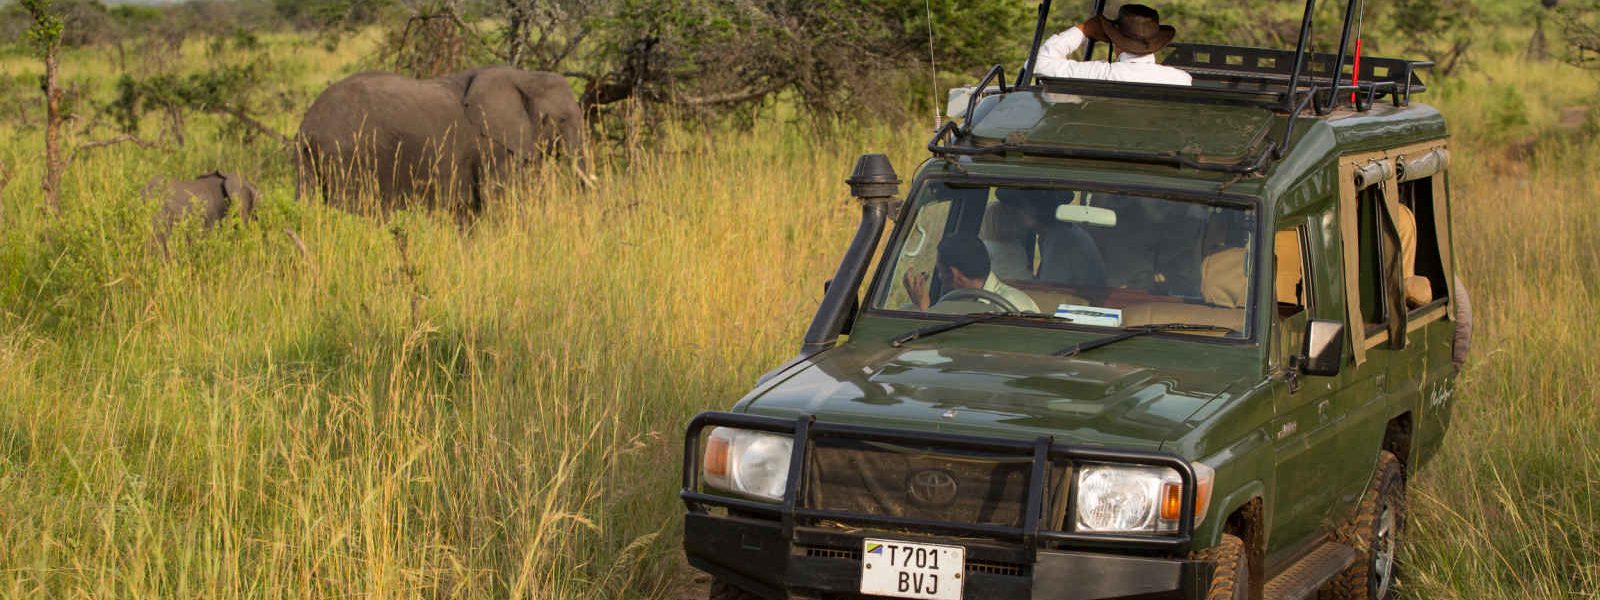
(1201, 247), (1249, 308)
(1275, 230), (1304, 306)
(980, 201), (1029, 241)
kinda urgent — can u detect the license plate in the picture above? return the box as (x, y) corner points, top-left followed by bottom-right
(859, 538), (964, 600)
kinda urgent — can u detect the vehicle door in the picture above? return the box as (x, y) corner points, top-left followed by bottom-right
(1387, 142), (1460, 460)
(1321, 148), (1427, 520)
(1268, 211), (1370, 554)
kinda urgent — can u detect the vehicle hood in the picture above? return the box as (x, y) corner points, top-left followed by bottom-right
(738, 342), (1255, 451)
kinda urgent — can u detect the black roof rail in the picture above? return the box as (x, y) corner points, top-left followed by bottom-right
(928, 120), (1278, 176)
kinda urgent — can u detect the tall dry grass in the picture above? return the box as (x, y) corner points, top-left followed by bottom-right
(1398, 51), (1600, 599)
(0, 22), (1597, 600)
(0, 37), (920, 593)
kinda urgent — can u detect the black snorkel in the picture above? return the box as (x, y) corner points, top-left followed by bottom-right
(799, 154), (901, 355)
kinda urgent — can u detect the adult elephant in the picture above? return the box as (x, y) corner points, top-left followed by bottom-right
(296, 66), (584, 213)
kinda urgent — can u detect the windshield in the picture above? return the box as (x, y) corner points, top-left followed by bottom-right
(871, 181), (1256, 338)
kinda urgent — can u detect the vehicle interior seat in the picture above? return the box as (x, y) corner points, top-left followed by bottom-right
(1120, 247), (1246, 332)
(981, 200), (1097, 311)
(1394, 203), (1434, 308)
(980, 201), (1035, 282)
(1275, 230), (1304, 307)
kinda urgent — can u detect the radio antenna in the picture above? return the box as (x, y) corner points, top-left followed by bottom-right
(925, 0), (942, 131)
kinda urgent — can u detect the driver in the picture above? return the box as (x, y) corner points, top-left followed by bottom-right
(904, 235), (1040, 314)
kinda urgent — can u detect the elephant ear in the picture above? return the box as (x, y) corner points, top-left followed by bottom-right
(461, 69), (543, 159)
(218, 172), (256, 222)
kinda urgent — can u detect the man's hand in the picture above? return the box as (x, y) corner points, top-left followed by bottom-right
(904, 270), (933, 311)
(1080, 18), (1110, 43)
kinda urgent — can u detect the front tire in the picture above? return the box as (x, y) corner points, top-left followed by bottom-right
(1198, 533), (1249, 600)
(1322, 451), (1406, 599)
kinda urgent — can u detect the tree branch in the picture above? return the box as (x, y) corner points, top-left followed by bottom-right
(549, 26), (590, 68)
(66, 134), (158, 167)
(206, 104), (292, 147)
(672, 77), (793, 107)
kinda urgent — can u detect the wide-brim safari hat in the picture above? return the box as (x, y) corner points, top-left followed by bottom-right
(1086, 4), (1177, 55)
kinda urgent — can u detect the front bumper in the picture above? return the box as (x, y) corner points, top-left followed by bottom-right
(686, 512), (1212, 599)
(681, 412), (1214, 599)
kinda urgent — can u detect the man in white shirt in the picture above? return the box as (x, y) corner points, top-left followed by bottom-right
(1033, 4), (1192, 86)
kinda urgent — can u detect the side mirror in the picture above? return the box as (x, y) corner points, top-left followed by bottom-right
(1297, 319), (1345, 377)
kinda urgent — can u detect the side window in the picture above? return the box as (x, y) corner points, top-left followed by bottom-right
(1355, 187), (1388, 332)
(872, 183), (1016, 312)
(1274, 227), (1308, 317)
(1398, 176), (1448, 311)
(879, 198), (954, 310)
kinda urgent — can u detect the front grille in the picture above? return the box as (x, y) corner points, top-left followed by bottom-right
(967, 560), (1028, 577)
(803, 545), (862, 560)
(805, 438), (1046, 528)
(799, 544), (1030, 579)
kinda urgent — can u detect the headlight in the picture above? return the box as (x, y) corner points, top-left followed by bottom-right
(1074, 463), (1215, 534)
(701, 427), (794, 502)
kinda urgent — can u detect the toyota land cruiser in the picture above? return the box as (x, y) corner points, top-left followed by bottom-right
(679, 0), (1471, 598)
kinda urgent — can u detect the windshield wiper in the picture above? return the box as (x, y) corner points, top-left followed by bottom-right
(891, 311), (1065, 348)
(1053, 323), (1236, 358)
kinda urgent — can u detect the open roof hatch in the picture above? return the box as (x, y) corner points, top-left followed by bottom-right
(930, 0), (1435, 175)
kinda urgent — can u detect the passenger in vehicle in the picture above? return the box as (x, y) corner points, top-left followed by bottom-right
(904, 235), (1040, 314)
(981, 190), (1107, 290)
(1394, 203), (1434, 307)
(1120, 245), (1248, 331)
(1033, 4), (1192, 86)
(1089, 194), (1206, 297)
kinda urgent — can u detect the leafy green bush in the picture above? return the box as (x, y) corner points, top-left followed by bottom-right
(0, 195), (153, 334)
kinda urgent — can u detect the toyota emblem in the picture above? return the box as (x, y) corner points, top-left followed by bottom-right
(907, 469), (959, 507)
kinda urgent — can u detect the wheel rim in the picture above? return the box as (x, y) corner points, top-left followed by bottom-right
(1372, 499), (1398, 598)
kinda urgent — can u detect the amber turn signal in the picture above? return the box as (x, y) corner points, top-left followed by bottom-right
(1160, 482), (1183, 521)
(704, 435), (730, 479)
(1159, 463), (1215, 524)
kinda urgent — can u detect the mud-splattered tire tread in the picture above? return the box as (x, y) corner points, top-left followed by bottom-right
(707, 579), (764, 600)
(1319, 451), (1404, 600)
(1194, 533), (1248, 600)
(1452, 278), (1472, 368)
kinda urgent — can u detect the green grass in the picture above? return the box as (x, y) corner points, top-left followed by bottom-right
(0, 21), (1598, 600)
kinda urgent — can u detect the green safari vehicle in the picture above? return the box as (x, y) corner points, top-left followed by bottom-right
(680, 1), (1471, 598)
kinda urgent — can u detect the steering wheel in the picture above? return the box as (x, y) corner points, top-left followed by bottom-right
(936, 287), (1021, 313)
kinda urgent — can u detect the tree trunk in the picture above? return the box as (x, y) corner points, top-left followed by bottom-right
(167, 106), (186, 147)
(1527, 17), (1549, 61)
(42, 44), (63, 215)
(503, 0), (527, 67)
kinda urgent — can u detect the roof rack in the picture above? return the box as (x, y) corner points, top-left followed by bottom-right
(1165, 44), (1432, 107)
(929, 0), (1435, 173)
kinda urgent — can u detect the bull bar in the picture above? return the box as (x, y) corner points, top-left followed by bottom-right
(680, 411), (1201, 558)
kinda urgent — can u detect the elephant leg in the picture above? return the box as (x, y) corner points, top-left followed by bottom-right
(294, 141), (310, 202)
(296, 139), (333, 205)
(463, 157), (486, 215)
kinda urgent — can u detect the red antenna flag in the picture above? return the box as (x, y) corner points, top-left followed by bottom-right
(1351, 39), (1362, 104)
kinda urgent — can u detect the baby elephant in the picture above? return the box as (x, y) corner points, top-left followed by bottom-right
(146, 171), (258, 252)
